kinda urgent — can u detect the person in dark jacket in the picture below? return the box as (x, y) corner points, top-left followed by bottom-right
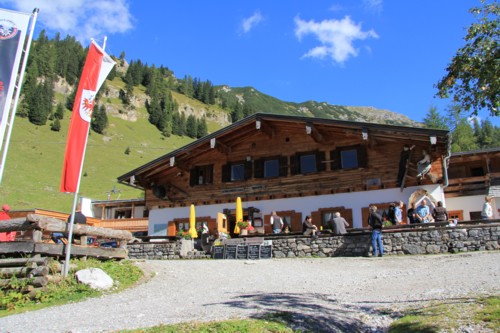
(303, 215), (318, 238)
(432, 201), (448, 222)
(52, 204), (87, 244)
(407, 202), (417, 224)
(368, 205), (384, 257)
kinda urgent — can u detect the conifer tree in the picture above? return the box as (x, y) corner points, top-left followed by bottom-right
(91, 104), (108, 134)
(186, 114), (197, 138)
(196, 116), (208, 138)
(51, 118), (61, 132)
(55, 102), (65, 120)
(451, 118), (478, 152)
(423, 105), (448, 129)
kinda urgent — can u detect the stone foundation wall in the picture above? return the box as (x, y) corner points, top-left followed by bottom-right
(128, 239), (210, 260)
(128, 225), (500, 259)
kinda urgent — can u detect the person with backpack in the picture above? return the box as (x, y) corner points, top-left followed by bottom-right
(387, 203), (397, 225)
(368, 205), (384, 257)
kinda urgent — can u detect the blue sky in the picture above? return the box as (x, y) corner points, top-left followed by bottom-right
(1, 0), (497, 125)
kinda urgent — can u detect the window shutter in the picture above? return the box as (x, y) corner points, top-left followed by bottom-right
(189, 167), (197, 187)
(206, 165), (214, 184)
(290, 154), (299, 175)
(279, 156), (288, 177)
(358, 145), (367, 168)
(316, 151), (326, 172)
(254, 159), (264, 178)
(244, 161), (253, 180)
(222, 164), (230, 182)
(330, 150), (340, 170)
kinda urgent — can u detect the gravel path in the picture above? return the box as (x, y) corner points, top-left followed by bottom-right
(1, 251), (499, 333)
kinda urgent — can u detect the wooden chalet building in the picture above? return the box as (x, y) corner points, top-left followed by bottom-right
(118, 113), (450, 236)
(445, 147), (500, 220)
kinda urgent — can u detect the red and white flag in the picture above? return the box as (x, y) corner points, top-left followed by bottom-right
(60, 40), (115, 193)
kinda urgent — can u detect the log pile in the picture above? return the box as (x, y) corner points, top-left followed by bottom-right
(0, 214), (132, 259)
(0, 255), (62, 299)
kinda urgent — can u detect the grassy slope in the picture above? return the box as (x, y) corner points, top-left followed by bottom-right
(0, 81), (200, 212)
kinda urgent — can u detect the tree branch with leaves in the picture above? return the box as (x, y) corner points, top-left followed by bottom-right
(436, 0), (499, 117)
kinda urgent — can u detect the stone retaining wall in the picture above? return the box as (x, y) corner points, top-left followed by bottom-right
(128, 239), (210, 260)
(128, 225), (500, 259)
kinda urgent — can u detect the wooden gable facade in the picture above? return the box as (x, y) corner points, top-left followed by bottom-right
(445, 148), (500, 198)
(444, 148), (500, 221)
(118, 114), (450, 232)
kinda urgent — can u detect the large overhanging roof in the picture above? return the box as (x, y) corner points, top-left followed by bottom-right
(117, 113), (450, 189)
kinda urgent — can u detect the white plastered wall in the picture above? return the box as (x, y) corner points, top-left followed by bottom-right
(149, 184), (444, 235)
(446, 194), (499, 220)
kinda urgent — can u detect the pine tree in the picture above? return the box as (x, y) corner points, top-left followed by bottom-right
(179, 112), (187, 136)
(186, 114), (197, 138)
(231, 102), (244, 123)
(451, 119), (478, 152)
(55, 102), (65, 120)
(478, 119), (495, 148)
(196, 116), (208, 138)
(91, 104), (108, 134)
(423, 106), (448, 130)
(51, 118), (61, 132)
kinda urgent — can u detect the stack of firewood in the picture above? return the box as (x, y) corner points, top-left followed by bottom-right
(0, 255), (62, 298)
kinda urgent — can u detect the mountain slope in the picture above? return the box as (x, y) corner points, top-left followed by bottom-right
(0, 74), (422, 212)
(217, 86), (421, 127)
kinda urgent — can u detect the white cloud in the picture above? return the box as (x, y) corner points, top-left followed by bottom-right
(0, 0), (133, 43)
(241, 11), (263, 34)
(363, 0), (383, 13)
(294, 15), (378, 64)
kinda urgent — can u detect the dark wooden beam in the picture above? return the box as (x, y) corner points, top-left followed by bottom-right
(257, 119), (275, 139)
(215, 140), (231, 154)
(309, 124), (325, 143)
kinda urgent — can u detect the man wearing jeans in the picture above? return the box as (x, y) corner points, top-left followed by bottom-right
(368, 205), (384, 257)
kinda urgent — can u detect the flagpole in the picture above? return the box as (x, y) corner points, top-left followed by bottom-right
(63, 38), (109, 277)
(0, 8), (39, 184)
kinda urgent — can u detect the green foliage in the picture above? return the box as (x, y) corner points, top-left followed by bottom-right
(186, 114), (197, 138)
(124, 317), (293, 333)
(55, 102), (65, 120)
(196, 116), (208, 138)
(436, 0), (500, 117)
(50, 118), (61, 132)
(124, 146), (131, 155)
(452, 118), (479, 152)
(0, 258), (143, 315)
(423, 105), (448, 130)
(91, 104), (108, 134)
(475, 296), (500, 328)
(390, 296), (500, 333)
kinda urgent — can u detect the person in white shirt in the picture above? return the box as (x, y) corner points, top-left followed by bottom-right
(482, 196), (493, 220)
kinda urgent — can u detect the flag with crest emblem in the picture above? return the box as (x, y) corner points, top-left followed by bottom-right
(60, 40), (115, 193)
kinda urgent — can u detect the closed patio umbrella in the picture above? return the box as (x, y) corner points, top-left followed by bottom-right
(234, 196), (243, 234)
(188, 204), (198, 238)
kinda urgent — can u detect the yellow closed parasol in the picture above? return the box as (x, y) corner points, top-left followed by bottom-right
(234, 196), (243, 234)
(188, 204), (198, 238)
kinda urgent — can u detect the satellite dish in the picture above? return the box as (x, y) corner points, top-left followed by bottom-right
(152, 185), (167, 199)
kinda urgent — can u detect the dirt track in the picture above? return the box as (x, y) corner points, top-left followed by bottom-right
(1, 251), (499, 333)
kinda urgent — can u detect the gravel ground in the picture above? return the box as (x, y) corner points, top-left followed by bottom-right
(1, 251), (499, 333)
